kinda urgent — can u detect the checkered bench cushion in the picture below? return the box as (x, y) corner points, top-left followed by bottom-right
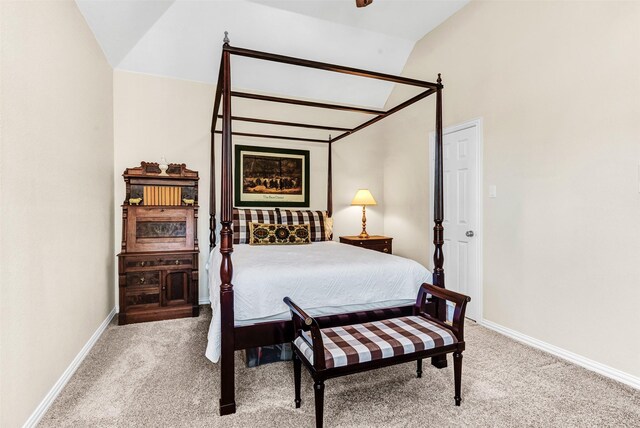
(293, 316), (457, 369)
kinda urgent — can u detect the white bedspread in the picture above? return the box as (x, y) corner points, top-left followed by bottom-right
(205, 241), (432, 362)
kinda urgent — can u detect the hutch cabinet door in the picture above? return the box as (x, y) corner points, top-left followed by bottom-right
(163, 271), (190, 306)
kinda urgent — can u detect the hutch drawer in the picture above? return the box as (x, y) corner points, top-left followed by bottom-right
(124, 254), (193, 270)
(125, 289), (161, 308)
(126, 271), (160, 287)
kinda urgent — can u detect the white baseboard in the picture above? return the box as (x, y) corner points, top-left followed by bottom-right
(22, 307), (117, 428)
(199, 298), (211, 305)
(479, 318), (640, 390)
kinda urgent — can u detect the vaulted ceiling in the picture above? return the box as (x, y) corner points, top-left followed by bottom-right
(77, 0), (467, 109)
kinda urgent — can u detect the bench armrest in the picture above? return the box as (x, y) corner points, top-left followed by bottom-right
(283, 297), (326, 370)
(283, 296), (315, 327)
(416, 283), (471, 342)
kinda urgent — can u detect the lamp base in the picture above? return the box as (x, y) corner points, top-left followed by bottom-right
(358, 205), (370, 239)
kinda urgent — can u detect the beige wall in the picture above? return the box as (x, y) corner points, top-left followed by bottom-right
(114, 71), (213, 304)
(382, 0), (640, 377)
(0, 1), (115, 426)
(333, 124), (386, 240)
(113, 70), (385, 304)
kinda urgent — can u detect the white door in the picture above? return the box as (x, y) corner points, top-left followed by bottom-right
(432, 121), (481, 321)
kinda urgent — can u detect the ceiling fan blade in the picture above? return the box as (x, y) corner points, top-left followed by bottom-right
(356, 0), (373, 8)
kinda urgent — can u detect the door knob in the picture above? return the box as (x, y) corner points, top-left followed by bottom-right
(466, 230), (475, 237)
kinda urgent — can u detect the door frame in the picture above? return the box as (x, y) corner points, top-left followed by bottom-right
(429, 118), (483, 321)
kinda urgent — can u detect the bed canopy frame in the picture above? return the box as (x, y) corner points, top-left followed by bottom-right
(210, 33), (446, 416)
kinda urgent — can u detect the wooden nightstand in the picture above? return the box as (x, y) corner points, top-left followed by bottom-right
(339, 236), (393, 254)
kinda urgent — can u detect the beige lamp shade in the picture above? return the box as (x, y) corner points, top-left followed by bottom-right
(351, 189), (377, 206)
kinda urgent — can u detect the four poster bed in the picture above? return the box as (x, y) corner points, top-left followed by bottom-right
(208, 34), (447, 416)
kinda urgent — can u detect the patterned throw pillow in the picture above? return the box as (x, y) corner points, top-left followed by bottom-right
(279, 210), (329, 242)
(249, 223), (311, 245)
(232, 208), (278, 244)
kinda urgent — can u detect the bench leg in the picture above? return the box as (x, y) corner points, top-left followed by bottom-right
(416, 359), (423, 378)
(294, 353), (302, 408)
(453, 352), (463, 406)
(431, 354), (447, 368)
(314, 379), (325, 428)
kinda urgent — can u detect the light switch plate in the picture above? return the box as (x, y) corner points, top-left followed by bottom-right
(489, 185), (497, 198)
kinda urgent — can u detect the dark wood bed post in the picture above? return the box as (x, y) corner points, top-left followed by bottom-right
(210, 58), (224, 249)
(432, 74), (445, 290)
(431, 73), (448, 369)
(219, 37), (237, 416)
(209, 131), (216, 249)
(327, 137), (333, 219)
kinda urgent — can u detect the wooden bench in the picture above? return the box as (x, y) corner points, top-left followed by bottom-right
(283, 283), (471, 428)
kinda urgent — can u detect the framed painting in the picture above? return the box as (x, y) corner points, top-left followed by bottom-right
(234, 145), (310, 207)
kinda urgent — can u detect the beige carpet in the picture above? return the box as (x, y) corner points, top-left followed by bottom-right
(40, 307), (640, 427)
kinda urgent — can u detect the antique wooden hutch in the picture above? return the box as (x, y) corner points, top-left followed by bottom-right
(118, 162), (200, 325)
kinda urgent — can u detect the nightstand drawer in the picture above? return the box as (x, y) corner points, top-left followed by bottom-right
(126, 271), (160, 287)
(358, 239), (391, 246)
(339, 235), (393, 254)
(369, 244), (392, 254)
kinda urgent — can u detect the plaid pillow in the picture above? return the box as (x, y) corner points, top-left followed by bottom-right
(232, 208), (278, 244)
(279, 210), (329, 242)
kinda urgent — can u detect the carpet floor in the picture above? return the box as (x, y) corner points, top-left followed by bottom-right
(40, 307), (640, 427)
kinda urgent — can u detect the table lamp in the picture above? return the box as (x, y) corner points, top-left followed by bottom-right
(351, 189), (377, 238)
